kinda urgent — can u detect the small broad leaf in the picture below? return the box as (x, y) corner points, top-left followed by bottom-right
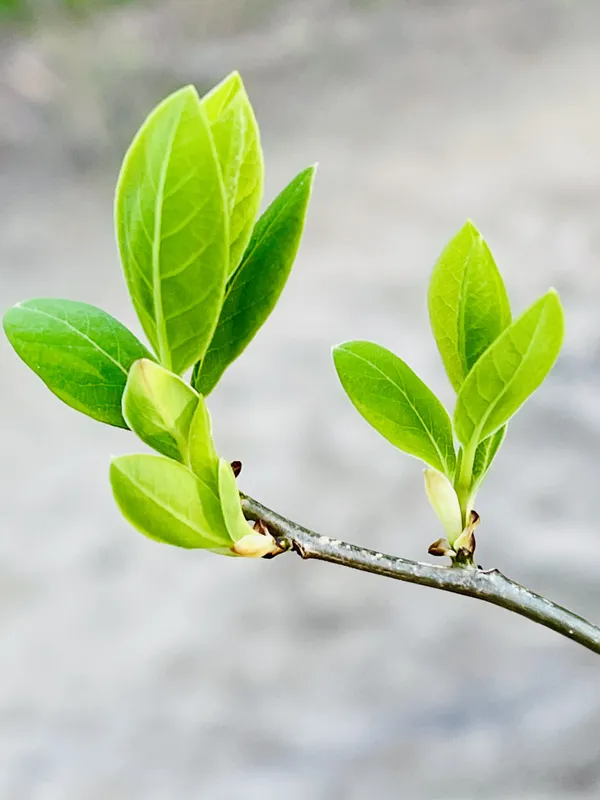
(471, 425), (506, 490)
(218, 458), (251, 542)
(202, 71), (264, 275)
(428, 221), (511, 393)
(122, 359), (199, 461)
(454, 289), (564, 446)
(3, 298), (153, 428)
(115, 84), (229, 374)
(186, 398), (235, 539)
(110, 453), (232, 550)
(192, 165), (316, 395)
(333, 341), (456, 476)
(187, 395), (219, 485)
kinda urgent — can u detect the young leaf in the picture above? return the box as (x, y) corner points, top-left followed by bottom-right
(186, 398), (237, 540)
(122, 359), (199, 461)
(218, 458), (251, 542)
(192, 165), (316, 395)
(471, 425), (506, 490)
(110, 453), (232, 550)
(115, 85), (229, 375)
(3, 298), (153, 428)
(428, 221), (511, 393)
(333, 341), (456, 476)
(202, 71), (264, 275)
(423, 468), (463, 546)
(454, 289), (564, 446)
(188, 396), (219, 486)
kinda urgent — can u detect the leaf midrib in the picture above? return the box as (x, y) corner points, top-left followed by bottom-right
(456, 236), (475, 382)
(15, 304), (128, 376)
(117, 466), (227, 547)
(152, 103), (185, 370)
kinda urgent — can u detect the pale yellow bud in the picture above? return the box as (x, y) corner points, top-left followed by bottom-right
(231, 532), (279, 558)
(423, 468), (463, 547)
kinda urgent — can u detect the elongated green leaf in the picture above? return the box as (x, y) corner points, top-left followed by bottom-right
(428, 221), (511, 393)
(110, 453), (232, 550)
(115, 85), (229, 374)
(188, 396), (219, 487)
(471, 425), (506, 490)
(122, 359), (199, 461)
(218, 458), (251, 542)
(333, 341), (456, 476)
(3, 298), (153, 428)
(202, 72), (264, 274)
(186, 397), (235, 541)
(192, 165), (316, 395)
(454, 290), (564, 446)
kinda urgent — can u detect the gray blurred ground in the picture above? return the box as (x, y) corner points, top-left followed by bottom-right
(2, 0), (600, 797)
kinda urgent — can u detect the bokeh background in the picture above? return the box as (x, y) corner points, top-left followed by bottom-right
(2, 1), (600, 797)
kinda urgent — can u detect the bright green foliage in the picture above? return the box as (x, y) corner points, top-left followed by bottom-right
(471, 426), (506, 490)
(202, 71), (264, 274)
(454, 290), (564, 446)
(187, 396), (219, 484)
(333, 341), (456, 477)
(218, 458), (252, 542)
(1, 73), (317, 558)
(2, 67), (566, 564)
(3, 298), (153, 428)
(185, 398), (233, 539)
(115, 85), (229, 374)
(122, 359), (199, 461)
(110, 453), (234, 551)
(428, 221), (511, 393)
(192, 165), (316, 395)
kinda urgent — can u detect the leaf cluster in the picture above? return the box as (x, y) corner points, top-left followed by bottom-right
(2, 76), (564, 562)
(3, 73), (315, 555)
(334, 221), (564, 546)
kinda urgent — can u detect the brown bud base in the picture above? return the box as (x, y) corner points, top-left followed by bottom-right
(428, 538), (456, 559)
(450, 510), (480, 568)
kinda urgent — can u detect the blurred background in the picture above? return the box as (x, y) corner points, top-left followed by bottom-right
(2, 0), (600, 797)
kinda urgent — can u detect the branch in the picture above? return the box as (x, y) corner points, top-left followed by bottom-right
(241, 494), (600, 656)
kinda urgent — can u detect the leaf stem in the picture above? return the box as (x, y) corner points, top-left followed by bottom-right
(455, 441), (477, 525)
(241, 494), (600, 656)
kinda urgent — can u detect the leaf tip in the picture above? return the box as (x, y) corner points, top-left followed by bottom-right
(541, 287), (564, 318)
(332, 341), (353, 360)
(546, 286), (561, 301)
(462, 218), (482, 239)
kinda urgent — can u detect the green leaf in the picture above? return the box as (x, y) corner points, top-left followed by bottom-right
(202, 71), (264, 275)
(110, 453), (233, 550)
(187, 395), (219, 487)
(122, 359), (199, 461)
(115, 84), (229, 374)
(2, 298), (153, 428)
(454, 289), (564, 446)
(471, 425), (506, 490)
(428, 220), (511, 393)
(218, 458), (251, 542)
(192, 165), (316, 395)
(186, 397), (234, 539)
(333, 341), (456, 476)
